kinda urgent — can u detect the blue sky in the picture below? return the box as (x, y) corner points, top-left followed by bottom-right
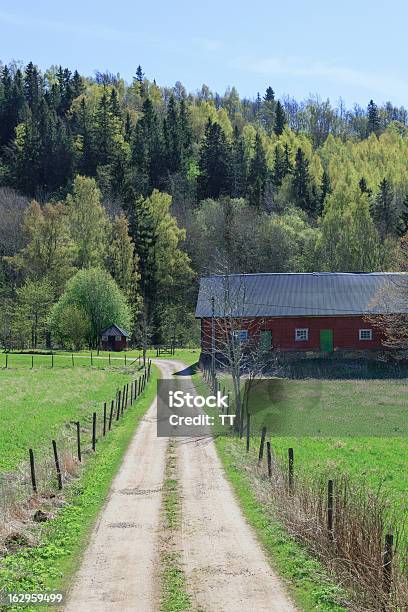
(1, 0), (407, 107)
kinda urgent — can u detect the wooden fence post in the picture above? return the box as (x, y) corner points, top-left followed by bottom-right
(258, 427), (267, 466)
(267, 441), (272, 479)
(72, 353), (74, 367)
(76, 422), (81, 462)
(91, 351), (93, 366)
(108, 400), (114, 430)
(92, 412), (96, 450)
(288, 448), (294, 492)
(5, 354), (8, 368)
(109, 353), (111, 366)
(29, 448), (37, 493)
(121, 385), (125, 415)
(103, 402), (107, 436)
(51, 353), (54, 368)
(52, 440), (62, 490)
(383, 532), (394, 598)
(328, 479), (334, 540)
(246, 412), (250, 453)
(116, 391), (121, 420)
(31, 355), (34, 369)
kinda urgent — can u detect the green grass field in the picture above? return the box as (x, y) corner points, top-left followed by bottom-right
(0, 365), (143, 473)
(0, 367), (159, 609)
(0, 348), (199, 370)
(205, 373), (408, 519)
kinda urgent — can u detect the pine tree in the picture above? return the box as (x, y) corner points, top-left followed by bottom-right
(367, 99), (380, 136)
(197, 119), (231, 200)
(272, 145), (285, 187)
(247, 133), (268, 208)
(94, 91), (116, 165)
(320, 168), (331, 208)
(131, 97), (165, 194)
(231, 126), (247, 197)
(282, 143), (293, 176)
(124, 111), (132, 143)
(261, 87), (275, 132)
(359, 177), (371, 194)
(274, 100), (286, 136)
(264, 86), (275, 102)
(24, 62), (42, 112)
(372, 178), (398, 240)
(292, 147), (313, 214)
(135, 65), (144, 83)
(164, 94), (181, 173)
(109, 88), (122, 119)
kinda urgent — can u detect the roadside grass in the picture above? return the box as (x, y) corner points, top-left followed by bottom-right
(216, 437), (347, 612)
(160, 440), (191, 612)
(0, 366), (158, 612)
(191, 371), (351, 612)
(0, 366), (143, 472)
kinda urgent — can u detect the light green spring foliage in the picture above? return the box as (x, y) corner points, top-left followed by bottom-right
(66, 175), (109, 269)
(50, 267), (132, 348)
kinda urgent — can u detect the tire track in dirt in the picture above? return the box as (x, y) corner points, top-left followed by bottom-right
(167, 359), (296, 612)
(64, 361), (173, 612)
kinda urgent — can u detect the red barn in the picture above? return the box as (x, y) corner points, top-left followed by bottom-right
(100, 324), (130, 352)
(195, 272), (408, 357)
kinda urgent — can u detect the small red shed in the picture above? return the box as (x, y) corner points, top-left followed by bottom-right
(100, 324), (130, 352)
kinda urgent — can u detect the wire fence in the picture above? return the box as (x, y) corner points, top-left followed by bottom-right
(0, 360), (153, 548)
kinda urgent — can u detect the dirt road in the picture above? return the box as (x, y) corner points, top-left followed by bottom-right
(65, 359), (295, 611)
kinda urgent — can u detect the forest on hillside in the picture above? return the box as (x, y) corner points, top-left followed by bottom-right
(1, 60), (408, 349)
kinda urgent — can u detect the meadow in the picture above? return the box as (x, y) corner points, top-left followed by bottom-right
(205, 373), (408, 518)
(0, 364), (141, 473)
(0, 348), (199, 371)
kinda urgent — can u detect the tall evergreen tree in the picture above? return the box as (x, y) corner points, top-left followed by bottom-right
(261, 86), (275, 132)
(247, 133), (268, 208)
(292, 147), (313, 214)
(131, 97), (165, 194)
(197, 119), (231, 200)
(274, 100), (286, 136)
(320, 167), (331, 211)
(367, 99), (380, 136)
(231, 126), (247, 197)
(372, 178), (398, 240)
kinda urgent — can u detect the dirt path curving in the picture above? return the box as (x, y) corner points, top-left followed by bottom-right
(65, 359), (296, 611)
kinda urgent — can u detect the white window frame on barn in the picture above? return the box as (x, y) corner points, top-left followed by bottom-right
(359, 329), (372, 340)
(115, 335), (121, 341)
(102, 335), (108, 341)
(295, 328), (309, 341)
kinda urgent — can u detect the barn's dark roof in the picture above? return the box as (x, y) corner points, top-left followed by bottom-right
(100, 323), (130, 337)
(195, 272), (408, 318)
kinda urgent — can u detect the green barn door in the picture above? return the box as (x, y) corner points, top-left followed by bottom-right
(260, 330), (272, 352)
(320, 329), (333, 352)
